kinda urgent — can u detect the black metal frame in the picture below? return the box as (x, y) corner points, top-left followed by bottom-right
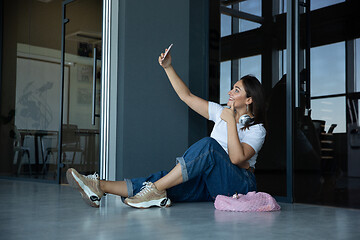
(284, 0), (298, 204)
(58, 0), (75, 184)
(0, 0), (3, 117)
(220, 1), (360, 61)
(311, 93), (347, 100)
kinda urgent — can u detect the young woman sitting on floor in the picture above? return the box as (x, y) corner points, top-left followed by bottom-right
(66, 47), (266, 208)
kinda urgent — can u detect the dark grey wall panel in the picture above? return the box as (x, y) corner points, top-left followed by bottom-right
(188, 0), (209, 146)
(116, 0), (209, 180)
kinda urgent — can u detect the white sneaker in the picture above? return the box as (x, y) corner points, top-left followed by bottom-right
(66, 168), (104, 208)
(124, 182), (171, 209)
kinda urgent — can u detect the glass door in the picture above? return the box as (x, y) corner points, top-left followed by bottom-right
(216, 0), (291, 202)
(59, 0), (102, 183)
(0, 0), (102, 183)
(1, 0), (63, 182)
(292, 0), (360, 208)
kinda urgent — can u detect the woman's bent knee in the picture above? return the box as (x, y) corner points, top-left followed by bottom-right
(198, 137), (219, 148)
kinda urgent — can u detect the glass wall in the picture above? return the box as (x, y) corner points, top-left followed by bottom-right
(61, 0), (102, 183)
(311, 0), (345, 11)
(311, 42), (346, 97)
(238, 55), (261, 82)
(221, 0), (262, 36)
(0, 0), (63, 181)
(219, 0), (287, 199)
(217, 0), (359, 208)
(292, 13), (359, 207)
(0, 0), (102, 183)
(311, 97), (346, 133)
(220, 61), (231, 104)
(310, 42), (346, 133)
(279, 0), (345, 13)
(221, 13), (232, 37)
(238, 0), (261, 32)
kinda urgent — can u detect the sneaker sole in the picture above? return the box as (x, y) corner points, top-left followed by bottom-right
(124, 197), (172, 209)
(66, 169), (100, 208)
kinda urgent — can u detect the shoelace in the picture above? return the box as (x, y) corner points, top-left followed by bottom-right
(84, 172), (99, 180)
(83, 172), (106, 196)
(137, 182), (154, 197)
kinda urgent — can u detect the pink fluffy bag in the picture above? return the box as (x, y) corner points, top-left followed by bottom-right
(214, 191), (281, 212)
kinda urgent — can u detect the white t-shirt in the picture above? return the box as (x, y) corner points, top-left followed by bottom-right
(208, 102), (266, 168)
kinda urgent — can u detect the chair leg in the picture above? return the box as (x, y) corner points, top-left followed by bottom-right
(62, 152), (67, 165)
(72, 152), (76, 165)
(25, 150), (31, 176)
(42, 151), (51, 176)
(17, 151), (23, 176)
(80, 152), (84, 165)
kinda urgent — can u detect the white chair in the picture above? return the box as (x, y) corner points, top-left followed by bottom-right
(13, 126), (32, 176)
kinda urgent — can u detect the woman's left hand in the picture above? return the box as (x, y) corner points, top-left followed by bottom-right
(220, 102), (236, 123)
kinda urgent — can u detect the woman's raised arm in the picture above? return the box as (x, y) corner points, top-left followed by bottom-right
(159, 49), (209, 119)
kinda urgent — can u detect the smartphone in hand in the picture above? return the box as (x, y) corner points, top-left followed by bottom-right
(162, 43), (173, 60)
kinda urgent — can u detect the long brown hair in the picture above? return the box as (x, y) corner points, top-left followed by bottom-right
(240, 75), (266, 127)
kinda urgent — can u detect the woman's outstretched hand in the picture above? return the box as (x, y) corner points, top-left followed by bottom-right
(158, 48), (172, 69)
(221, 101), (236, 123)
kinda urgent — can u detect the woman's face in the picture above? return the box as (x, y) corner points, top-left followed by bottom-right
(227, 80), (252, 110)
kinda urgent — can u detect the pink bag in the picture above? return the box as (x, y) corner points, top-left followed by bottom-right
(214, 191), (281, 212)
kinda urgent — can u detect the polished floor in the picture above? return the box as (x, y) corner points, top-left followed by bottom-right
(1, 179), (360, 240)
